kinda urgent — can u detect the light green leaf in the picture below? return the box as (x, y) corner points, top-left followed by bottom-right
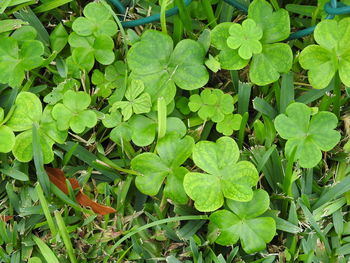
(0, 125), (15, 153)
(209, 189), (276, 253)
(184, 137), (259, 211)
(216, 114), (242, 136)
(274, 102), (340, 168)
(249, 43), (292, 86)
(7, 92), (42, 131)
(248, 0), (290, 43)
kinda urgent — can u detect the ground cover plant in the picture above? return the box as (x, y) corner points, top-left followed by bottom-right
(1, 0), (350, 262)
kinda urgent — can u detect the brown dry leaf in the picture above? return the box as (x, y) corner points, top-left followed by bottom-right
(45, 167), (116, 215)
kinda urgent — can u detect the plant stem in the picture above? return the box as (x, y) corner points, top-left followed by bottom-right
(333, 71), (341, 119)
(160, 0), (169, 34)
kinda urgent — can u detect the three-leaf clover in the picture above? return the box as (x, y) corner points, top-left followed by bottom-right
(131, 133), (194, 204)
(68, 33), (115, 71)
(92, 60), (127, 98)
(188, 89), (234, 123)
(6, 92), (67, 163)
(72, 2), (117, 37)
(127, 30), (209, 104)
(183, 137), (259, 212)
(274, 102), (340, 168)
(0, 107), (15, 153)
(0, 35), (44, 87)
(208, 189), (276, 253)
(227, 19), (263, 60)
(110, 80), (151, 121)
(52, 90), (97, 134)
(299, 18), (350, 89)
(211, 0), (292, 86)
(216, 114), (242, 136)
(102, 111), (132, 143)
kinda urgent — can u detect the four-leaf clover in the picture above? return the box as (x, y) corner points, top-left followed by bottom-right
(52, 90), (97, 134)
(183, 137), (259, 212)
(299, 18), (350, 89)
(208, 189), (276, 253)
(274, 102), (340, 168)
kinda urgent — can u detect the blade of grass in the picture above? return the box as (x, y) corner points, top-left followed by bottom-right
(237, 82), (252, 115)
(280, 72), (294, 113)
(54, 211), (78, 263)
(33, 0), (72, 13)
(36, 184), (58, 239)
(32, 123), (50, 195)
(32, 235), (60, 263)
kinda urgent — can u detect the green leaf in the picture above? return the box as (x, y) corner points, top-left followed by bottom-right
(50, 23), (68, 53)
(72, 2), (117, 37)
(111, 80), (151, 121)
(127, 30), (208, 103)
(274, 102), (340, 168)
(51, 90), (97, 133)
(211, 22), (249, 70)
(131, 133), (194, 203)
(216, 114), (242, 136)
(248, 0), (290, 43)
(188, 89), (234, 123)
(6, 92), (42, 131)
(249, 43), (293, 86)
(209, 189), (276, 253)
(184, 137), (259, 211)
(227, 19), (263, 60)
(299, 18), (350, 89)
(0, 37), (44, 87)
(0, 125), (15, 153)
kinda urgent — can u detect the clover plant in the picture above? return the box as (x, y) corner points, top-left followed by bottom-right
(299, 18), (350, 89)
(44, 79), (80, 105)
(131, 133), (194, 204)
(52, 90), (97, 134)
(127, 30), (209, 104)
(208, 189), (276, 253)
(183, 137), (259, 212)
(211, 0), (292, 85)
(72, 2), (117, 38)
(92, 60), (127, 98)
(188, 89), (234, 123)
(6, 92), (67, 163)
(0, 27), (44, 87)
(216, 114), (242, 136)
(274, 102), (340, 168)
(0, 107), (15, 153)
(110, 79), (151, 121)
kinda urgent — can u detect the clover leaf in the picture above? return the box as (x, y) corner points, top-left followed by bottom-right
(131, 133), (194, 204)
(128, 115), (187, 147)
(0, 107), (15, 153)
(6, 92), (67, 163)
(68, 33), (115, 71)
(0, 36), (44, 87)
(299, 18), (350, 89)
(102, 111), (132, 143)
(216, 114), (242, 136)
(44, 79), (80, 105)
(183, 137), (259, 212)
(127, 30), (209, 104)
(274, 102), (341, 168)
(208, 189), (276, 253)
(227, 19), (263, 60)
(188, 89), (234, 123)
(110, 80), (152, 121)
(211, 0), (292, 86)
(92, 61), (127, 98)
(51, 90), (97, 134)
(72, 2), (117, 37)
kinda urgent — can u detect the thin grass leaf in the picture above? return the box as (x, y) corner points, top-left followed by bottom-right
(238, 82), (252, 115)
(33, 0), (72, 13)
(36, 184), (57, 238)
(280, 72), (294, 113)
(32, 235), (59, 263)
(54, 211), (78, 263)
